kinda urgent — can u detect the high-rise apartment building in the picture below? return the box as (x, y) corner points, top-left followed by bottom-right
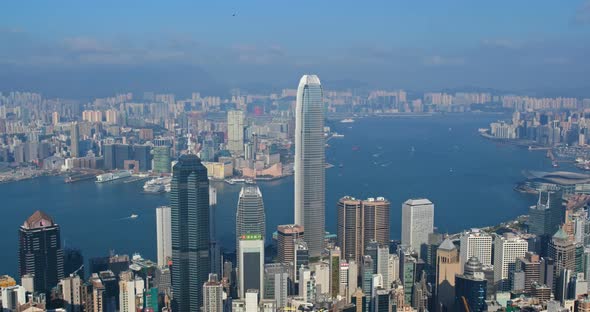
(294, 74), (325, 257)
(227, 110), (245, 156)
(71, 122), (80, 157)
(170, 154), (211, 311)
(59, 275), (82, 312)
(18, 210), (64, 295)
(401, 199), (434, 256)
(156, 206), (171, 267)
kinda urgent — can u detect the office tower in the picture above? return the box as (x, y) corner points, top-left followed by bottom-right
(361, 256), (374, 295)
(277, 224), (304, 264)
(337, 196), (390, 263)
(203, 273), (224, 312)
(97, 270), (118, 311)
(156, 206), (171, 267)
(436, 238), (461, 312)
(347, 261), (358, 299)
(119, 271), (144, 312)
(263, 264), (290, 308)
(90, 274), (106, 312)
(455, 257), (487, 312)
(210, 186), (221, 276)
(18, 210), (64, 295)
(338, 197), (363, 262)
(412, 272), (430, 311)
(548, 228), (576, 292)
(294, 74), (325, 257)
(365, 241), (390, 290)
(363, 197), (390, 248)
(236, 185), (266, 258)
(170, 154), (211, 312)
(1, 285), (26, 311)
(555, 268), (573, 303)
(293, 239), (309, 284)
(529, 190), (564, 237)
(401, 199), (434, 256)
(400, 254), (417, 304)
(71, 122), (80, 157)
(351, 288), (367, 312)
(132, 144), (152, 171)
(374, 288), (390, 312)
(152, 146), (171, 174)
(238, 235), (265, 298)
(493, 233), (528, 291)
(227, 110), (245, 156)
(314, 262), (330, 295)
(515, 252), (541, 293)
(52, 111), (60, 125)
(329, 247), (341, 298)
(59, 275), (82, 312)
(388, 254), (400, 283)
(459, 229), (493, 268)
(64, 248), (84, 278)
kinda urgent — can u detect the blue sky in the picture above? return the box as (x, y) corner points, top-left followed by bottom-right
(1, 1), (590, 97)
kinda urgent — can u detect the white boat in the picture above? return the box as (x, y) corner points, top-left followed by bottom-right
(96, 170), (133, 183)
(340, 118), (355, 123)
(130, 214), (138, 219)
(143, 177), (172, 193)
(225, 178), (246, 185)
(245, 178), (255, 184)
(332, 133), (344, 138)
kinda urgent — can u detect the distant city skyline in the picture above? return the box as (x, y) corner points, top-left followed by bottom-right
(1, 1), (590, 97)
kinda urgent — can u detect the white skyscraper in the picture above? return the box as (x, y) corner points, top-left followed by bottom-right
(459, 228), (493, 268)
(239, 236), (265, 298)
(401, 199), (434, 255)
(119, 272), (144, 312)
(494, 233), (529, 291)
(294, 74), (325, 257)
(236, 185), (266, 262)
(227, 110), (245, 156)
(156, 206), (172, 267)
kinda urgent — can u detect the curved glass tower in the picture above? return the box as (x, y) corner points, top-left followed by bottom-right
(170, 154), (210, 312)
(294, 74), (325, 257)
(236, 185), (266, 251)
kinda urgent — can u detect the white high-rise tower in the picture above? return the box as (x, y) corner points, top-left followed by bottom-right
(401, 199), (434, 256)
(156, 206), (172, 267)
(294, 75), (325, 257)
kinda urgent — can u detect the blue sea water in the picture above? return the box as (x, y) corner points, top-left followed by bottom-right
(0, 113), (552, 278)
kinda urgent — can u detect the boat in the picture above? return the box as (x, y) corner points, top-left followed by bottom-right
(552, 161), (559, 168)
(340, 118), (355, 123)
(143, 177), (171, 194)
(225, 178), (246, 185)
(332, 133), (344, 138)
(96, 170), (133, 183)
(130, 214), (138, 219)
(245, 178), (255, 185)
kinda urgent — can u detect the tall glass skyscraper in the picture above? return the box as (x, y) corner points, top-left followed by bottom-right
(18, 210), (64, 295)
(294, 74), (325, 257)
(236, 185), (266, 255)
(170, 154), (211, 311)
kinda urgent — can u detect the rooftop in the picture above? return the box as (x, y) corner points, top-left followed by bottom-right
(404, 198), (433, 206)
(22, 210), (55, 230)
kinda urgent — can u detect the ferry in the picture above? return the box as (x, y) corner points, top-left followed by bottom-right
(331, 133), (345, 138)
(340, 118), (355, 123)
(143, 177), (172, 193)
(225, 178), (246, 185)
(130, 214), (138, 219)
(96, 170), (133, 183)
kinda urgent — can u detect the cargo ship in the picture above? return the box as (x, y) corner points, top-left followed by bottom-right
(96, 170), (133, 183)
(340, 118), (355, 123)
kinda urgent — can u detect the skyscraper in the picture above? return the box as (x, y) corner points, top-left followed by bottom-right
(337, 196), (390, 263)
(277, 224), (304, 264)
(548, 228), (576, 292)
(401, 199), (434, 256)
(59, 275), (82, 312)
(18, 210), (64, 295)
(459, 229), (493, 268)
(455, 257), (487, 312)
(203, 273), (224, 312)
(227, 110), (245, 156)
(156, 206), (172, 267)
(436, 238), (461, 312)
(170, 154), (211, 312)
(493, 233), (529, 291)
(152, 146), (171, 174)
(70, 122), (80, 157)
(294, 74), (325, 257)
(236, 185), (266, 257)
(238, 235), (265, 298)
